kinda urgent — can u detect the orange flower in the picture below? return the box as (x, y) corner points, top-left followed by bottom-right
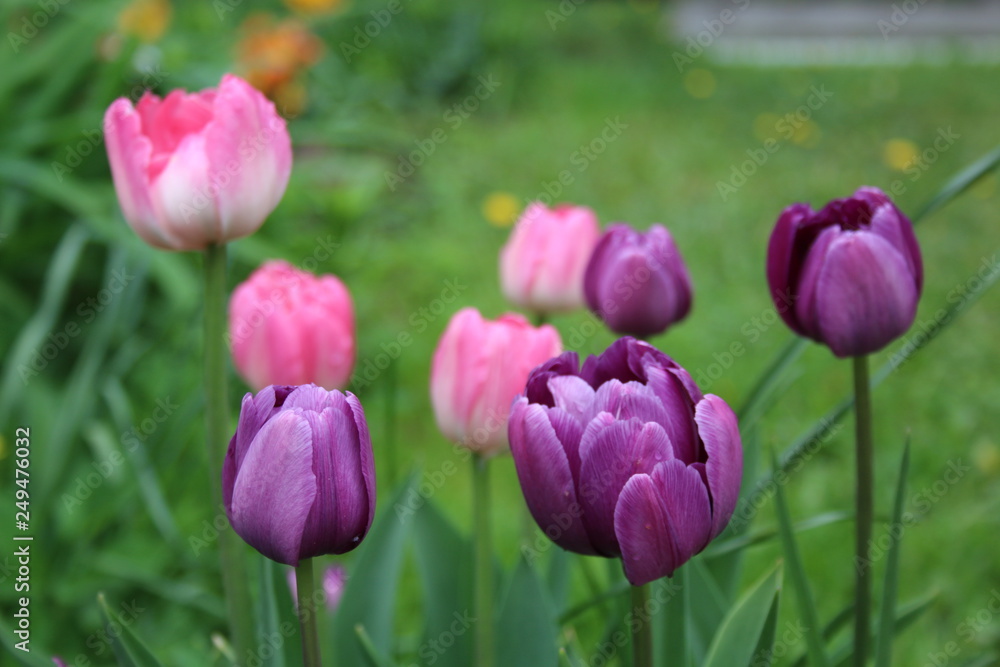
(237, 14), (323, 115)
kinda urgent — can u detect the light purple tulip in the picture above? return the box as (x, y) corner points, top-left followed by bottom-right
(584, 224), (693, 338)
(767, 186), (923, 357)
(508, 337), (742, 586)
(222, 384), (376, 566)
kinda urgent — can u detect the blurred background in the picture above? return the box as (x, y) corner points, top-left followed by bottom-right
(1, 0), (999, 664)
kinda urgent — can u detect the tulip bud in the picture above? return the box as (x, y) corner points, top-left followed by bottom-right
(229, 260), (355, 391)
(584, 224), (693, 338)
(104, 73), (292, 251)
(767, 186), (923, 357)
(222, 384), (376, 566)
(508, 337), (742, 586)
(430, 308), (562, 457)
(499, 202), (600, 314)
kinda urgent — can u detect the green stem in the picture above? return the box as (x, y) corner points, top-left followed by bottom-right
(296, 558), (323, 667)
(204, 244), (254, 664)
(472, 454), (495, 667)
(853, 355), (874, 667)
(631, 584), (653, 667)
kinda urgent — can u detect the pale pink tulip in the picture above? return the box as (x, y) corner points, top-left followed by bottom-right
(104, 74), (292, 251)
(499, 203), (600, 314)
(229, 261), (355, 391)
(430, 308), (562, 456)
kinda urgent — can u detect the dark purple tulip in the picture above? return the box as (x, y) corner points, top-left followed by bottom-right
(767, 186), (923, 357)
(508, 337), (742, 586)
(223, 384), (376, 566)
(584, 224), (693, 338)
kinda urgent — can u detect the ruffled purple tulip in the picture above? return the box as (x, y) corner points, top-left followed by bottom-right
(767, 186), (923, 357)
(584, 224), (693, 338)
(508, 337), (742, 586)
(223, 384), (376, 566)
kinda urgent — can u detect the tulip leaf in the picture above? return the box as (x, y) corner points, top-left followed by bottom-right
(411, 499), (474, 667)
(874, 441), (910, 667)
(97, 592), (165, 667)
(656, 565), (691, 667)
(685, 558), (729, 666)
(547, 548), (572, 613)
(911, 143), (1000, 223)
(497, 556), (560, 667)
(701, 562), (782, 667)
(254, 556), (292, 667)
(331, 476), (415, 666)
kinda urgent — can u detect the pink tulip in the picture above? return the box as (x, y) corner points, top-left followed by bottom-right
(430, 308), (562, 456)
(499, 203), (600, 314)
(229, 261), (355, 391)
(104, 74), (292, 251)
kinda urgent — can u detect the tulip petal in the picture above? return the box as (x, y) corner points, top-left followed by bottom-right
(613, 473), (679, 585)
(509, 399), (599, 555)
(793, 225), (840, 339)
(766, 203), (817, 335)
(813, 232), (919, 357)
(103, 99), (179, 249)
(643, 364), (701, 463)
(696, 395), (743, 539)
(651, 459), (713, 560)
(865, 195), (923, 294)
(205, 74), (292, 242)
(578, 417), (674, 556)
(231, 410), (316, 565)
(547, 374), (596, 425)
(546, 406), (586, 480)
(524, 351), (581, 406)
(149, 129), (218, 249)
(347, 392), (377, 540)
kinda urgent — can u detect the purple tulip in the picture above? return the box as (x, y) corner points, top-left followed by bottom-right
(223, 384), (376, 566)
(767, 186), (923, 357)
(584, 224), (693, 338)
(508, 337), (742, 586)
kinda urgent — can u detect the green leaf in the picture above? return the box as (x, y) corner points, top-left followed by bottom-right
(656, 566), (690, 667)
(411, 499), (474, 667)
(772, 452), (831, 667)
(829, 593), (937, 667)
(874, 442), (910, 667)
(98, 592), (164, 667)
(706, 511), (853, 559)
(701, 563), (782, 667)
(497, 557), (560, 667)
(547, 548), (571, 613)
(737, 337), (808, 431)
(331, 476), (415, 666)
(254, 557), (288, 667)
(685, 558), (729, 666)
(911, 144), (1000, 223)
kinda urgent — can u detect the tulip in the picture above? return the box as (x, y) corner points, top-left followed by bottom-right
(584, 224), (693, 338)
(508, 337), (741, 586)
(222, 384), (376, 566)
(430, 308), (562, 457)
(767, 186), (922, 357)
(499, 202), (600, 314)
(287, 564), (347, 612)
(229, 260), (355, 391)
(104, 73), (292, 251)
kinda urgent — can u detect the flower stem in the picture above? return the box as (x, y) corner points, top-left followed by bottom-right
(296, 558), (323, 667)
(472, 454), (495, 667)
(631, 584), (652, 667)
(853, 355), (874, 667)
(203, 243), (254, 663)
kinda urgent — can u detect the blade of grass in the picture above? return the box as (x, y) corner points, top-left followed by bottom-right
(874, 441), (910, 667)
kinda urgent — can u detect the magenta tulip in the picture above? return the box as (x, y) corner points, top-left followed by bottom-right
(223, 384), (375, 566)
(767, 186), (923, 357)
(229, 261), (355, 391)
(430, 308), (562, 456)
(584, 224), (693, 338)
(104, 74), (292, 251)
(499, 202), (600, 314)
(508, 337), (742, 586)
